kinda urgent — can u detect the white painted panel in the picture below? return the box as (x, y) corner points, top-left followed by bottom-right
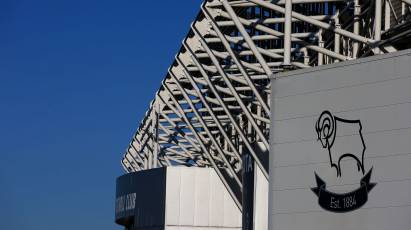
(194, 168), (210, 226)
(165, 167), (181, 226)
(165, 167), (241, 229)
(223, 184), (241, 227)
(209, 169), (225, 226)
(165, 226), (179, 230)
(254, 164), (269, 230)
(179, 167), (195, 225)
(165, 227), (241, 230)
(270, 50), (411, 230)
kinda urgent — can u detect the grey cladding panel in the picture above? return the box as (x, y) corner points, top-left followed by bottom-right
(270, 50), (411, 230)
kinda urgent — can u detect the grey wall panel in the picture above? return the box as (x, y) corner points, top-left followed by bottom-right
(274, 75), (411, 121)
(274, 51), (411, 98)
(272, 146), (411, 190)
(273, 128), (411, 167)
(272, 205), (411, 230)
(269, 50), (411, 230)
(272, 179), (411, 213)
(273, 102), (411, 144)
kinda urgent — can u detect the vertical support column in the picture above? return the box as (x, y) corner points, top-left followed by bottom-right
(385, 0), (391, 30)
(353, 0), (361, 58)
(318, 29), (324, 66)
(302, 48), (309, 65)
(144, 157), (148, 169)
(147, 149), (153, 169)
(402, 2), (406, 22)
(283, 0), (292, 66)
(256, 104), (262, 128)
(149, 107), (156, 169)
(242, 151), (255, 230)
(153, 102), (160, 168)
(247, 110), (253, 143)
(334, 11), (341, 63)
(375, 0), (382, 54)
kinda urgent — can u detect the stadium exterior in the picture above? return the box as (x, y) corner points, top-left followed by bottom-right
(115, 0), (411, 229)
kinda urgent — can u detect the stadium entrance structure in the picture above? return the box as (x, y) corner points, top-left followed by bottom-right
(118, 0), (411, 229)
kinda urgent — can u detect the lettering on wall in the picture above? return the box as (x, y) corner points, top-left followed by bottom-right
(311, 111), (376, 213)
(115, 193), (136, 215)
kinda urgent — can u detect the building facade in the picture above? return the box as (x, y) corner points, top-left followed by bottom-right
(116, 0), (411, 229)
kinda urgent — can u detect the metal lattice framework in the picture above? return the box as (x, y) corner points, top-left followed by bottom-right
(121, 0), (411, 209)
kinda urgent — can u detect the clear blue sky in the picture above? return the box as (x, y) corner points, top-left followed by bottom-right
(0, 0), (201, 229)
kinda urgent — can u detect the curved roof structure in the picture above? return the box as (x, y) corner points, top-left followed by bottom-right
(121, 0), (411, 209)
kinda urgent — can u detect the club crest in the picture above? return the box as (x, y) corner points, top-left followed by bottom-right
(312, 110), (376, 213)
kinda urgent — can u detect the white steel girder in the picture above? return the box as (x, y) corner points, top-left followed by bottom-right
(122, 0), (411, 209)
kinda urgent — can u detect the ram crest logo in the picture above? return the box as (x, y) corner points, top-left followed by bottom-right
(311, 110), (376, 213)
(315, 110), (366, 177)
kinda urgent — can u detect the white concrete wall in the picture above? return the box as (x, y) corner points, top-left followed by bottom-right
(165, 167), (241, 230)
(269, 50), (411, 230)
(253, 163), (268, 230)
